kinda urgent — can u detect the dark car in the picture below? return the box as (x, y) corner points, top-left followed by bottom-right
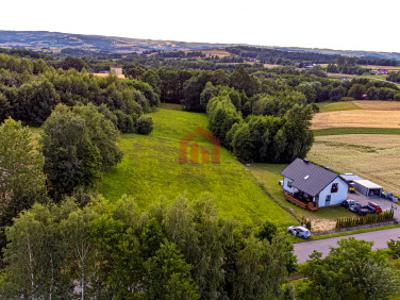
(382, 192), (399, 203)
(349, 203), (370, 216)
(366, 201), (382, 214)
(342, 199), (356, 208)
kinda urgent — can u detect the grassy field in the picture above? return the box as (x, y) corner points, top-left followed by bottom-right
(308, 134), (400, 195)
(354, 100), (400, 110)
(97, 108), (296, 226)
(318, 100), (400, 113)
(249, 163), (353, 232)
(318, 101), (360, 112)
(314, 127), (400, 136)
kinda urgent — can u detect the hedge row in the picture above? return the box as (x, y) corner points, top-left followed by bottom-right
(336, 210), (394, 229)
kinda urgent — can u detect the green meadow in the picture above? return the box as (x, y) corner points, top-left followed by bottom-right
(97, 108), (296, 225)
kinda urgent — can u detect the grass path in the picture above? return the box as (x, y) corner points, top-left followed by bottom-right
(318, 101), (360, 113)
(314, 128), (400, 136)
(97, 108), (296, 226)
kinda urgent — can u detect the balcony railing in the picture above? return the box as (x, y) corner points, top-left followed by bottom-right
(284, 193), (318, 211)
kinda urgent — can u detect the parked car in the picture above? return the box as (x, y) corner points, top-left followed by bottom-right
(382, 191), (398, 203)
(288, 226), (311, 239)
(349, 183), (356, 193)
(341, 199), (357, 208)
(348, 202), (370, 216)
(366, 201), (382, 214)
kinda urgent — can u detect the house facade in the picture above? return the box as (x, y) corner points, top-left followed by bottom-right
(281, 158), (348, 209)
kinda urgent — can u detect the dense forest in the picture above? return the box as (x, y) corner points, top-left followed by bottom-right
(1, 49), (400, 299)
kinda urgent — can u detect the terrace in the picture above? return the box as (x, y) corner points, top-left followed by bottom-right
(284, 192), (318, 211)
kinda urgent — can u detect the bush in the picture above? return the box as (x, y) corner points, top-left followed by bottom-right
(388, 239), (400, 259)
(136, 115), (153, 135)
(115, 110), (136, 133)
(256, 220), (278, 243)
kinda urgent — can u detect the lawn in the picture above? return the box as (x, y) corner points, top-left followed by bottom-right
(308, 134), (400, 195)
(314, 127), (400, 136)
(97, 108), (296, 226)
(317, 100), (400, 113)
(318, 101), (360, 113)
(248, 163), (353, 232)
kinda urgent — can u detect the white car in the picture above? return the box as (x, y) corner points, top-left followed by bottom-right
(288, 226), (311, 239)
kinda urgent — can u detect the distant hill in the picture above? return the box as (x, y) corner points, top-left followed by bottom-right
(276, 46), (400, 62)
(0, 30), (399, 61)
(0, 30), (230, 54)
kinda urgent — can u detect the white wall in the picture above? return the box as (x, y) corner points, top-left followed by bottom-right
(283, 177), (298, 194)
(317, 177), (348, 207)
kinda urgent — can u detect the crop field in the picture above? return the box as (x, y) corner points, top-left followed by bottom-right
(314, 101), (400, 135)
(97, 108), (296, 225)
(312, 110), (400, 130)
(366, 65), (400, 71)
(317, 100), (400, 113)
(354, 100), (400, 110)
(308, 134), (400, 195)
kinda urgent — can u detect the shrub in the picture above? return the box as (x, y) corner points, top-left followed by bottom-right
(115, 110), (136, 133)
(136, 115), (153, 135)
(387, 239), (400, 259)
(300, 217), (312, 230)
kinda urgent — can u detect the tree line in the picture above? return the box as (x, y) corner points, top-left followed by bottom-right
(1, 192), (399, 299)
(388, 71), (400, 83)
(0, 53), (158, 133)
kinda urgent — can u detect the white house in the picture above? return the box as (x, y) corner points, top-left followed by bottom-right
(110, 65), (123, 77)
(281, 158), (348, 209)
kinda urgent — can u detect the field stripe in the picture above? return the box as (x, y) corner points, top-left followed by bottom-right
(313, 128), (400, 136)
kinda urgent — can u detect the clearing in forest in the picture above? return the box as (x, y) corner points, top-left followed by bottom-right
(97, 108), (296, 225)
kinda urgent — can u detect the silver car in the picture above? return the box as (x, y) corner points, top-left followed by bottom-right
(288, 226), (311, 239)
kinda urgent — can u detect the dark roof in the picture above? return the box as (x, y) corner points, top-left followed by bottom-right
(281, 158), (343, 196)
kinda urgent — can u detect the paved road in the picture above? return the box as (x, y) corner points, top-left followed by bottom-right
(294, 227), (400, 264)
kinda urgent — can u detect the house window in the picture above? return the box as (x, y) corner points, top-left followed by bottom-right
(331, 183), (339, 193)
(326, 195), (331, 205)
(287, 181), (293, 188)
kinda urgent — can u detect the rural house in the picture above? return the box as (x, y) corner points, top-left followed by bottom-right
(110, 65), (123, 77)
(281, 158), (348, 210)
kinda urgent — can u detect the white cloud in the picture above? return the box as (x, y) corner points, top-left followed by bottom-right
(0, 0), (398, 52)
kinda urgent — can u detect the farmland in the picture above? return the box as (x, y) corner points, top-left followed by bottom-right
(313, 101), (400, 130)
(312, 110), (400, 130)
(308, 134), (400, 195)
(97, 108), (296, 226)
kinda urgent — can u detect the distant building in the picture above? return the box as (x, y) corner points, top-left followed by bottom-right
(110, 65), (123, 77)
(371, 68), (389, 75)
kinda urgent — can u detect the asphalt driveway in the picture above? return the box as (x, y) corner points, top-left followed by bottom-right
(347, 191), (400, 220)
(294, 227), (400, 264)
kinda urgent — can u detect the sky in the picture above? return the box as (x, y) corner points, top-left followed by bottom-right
(0, 0), (399, 53)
